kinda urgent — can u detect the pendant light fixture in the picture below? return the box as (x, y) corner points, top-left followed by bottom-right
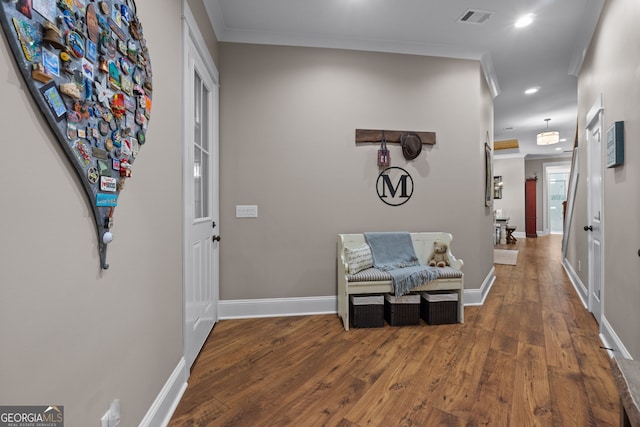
(536, 118), (560, 145)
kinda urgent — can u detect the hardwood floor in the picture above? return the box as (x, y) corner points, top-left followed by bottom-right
(169, 235), (619, 426)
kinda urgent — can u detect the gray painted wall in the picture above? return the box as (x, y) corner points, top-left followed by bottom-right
(186, 0), (219, 64)
(218, 43), (495, 300)
(0, 2), (498, 424)
(574, 0), (640, 358)
(525, 157), (572, 234)
(494, 156), (572, 236)
(493, 156), (526, 233)
(0, 0), (183, 425)
(10, 0), (639, 420)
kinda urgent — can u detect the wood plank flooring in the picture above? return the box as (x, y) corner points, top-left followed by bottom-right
(169, 235), (619, 426)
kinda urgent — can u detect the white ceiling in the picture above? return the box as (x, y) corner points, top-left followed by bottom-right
(203, 0), (605, 158)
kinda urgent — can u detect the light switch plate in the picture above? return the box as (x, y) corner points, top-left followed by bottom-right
(236, 205), (258, 218)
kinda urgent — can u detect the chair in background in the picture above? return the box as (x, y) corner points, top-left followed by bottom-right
(506, 225), (517, 244)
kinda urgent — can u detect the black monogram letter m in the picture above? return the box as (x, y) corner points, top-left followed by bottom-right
(380, 174), (409, 198)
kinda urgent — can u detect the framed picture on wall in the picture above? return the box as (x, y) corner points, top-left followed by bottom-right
(493, 176), (503, 199)
(485, 140), (492, 207)
(606, 121), (624, 168)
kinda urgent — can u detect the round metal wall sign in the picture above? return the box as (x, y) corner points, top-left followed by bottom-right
(376, 167), (414, 206)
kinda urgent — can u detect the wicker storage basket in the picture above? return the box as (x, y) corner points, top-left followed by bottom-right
(421, 291), (458, 325)
(384, 293), (421, 326)
(350, 294), (384, 328)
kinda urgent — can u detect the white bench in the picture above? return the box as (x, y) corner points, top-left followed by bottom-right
(337, 232), (464, 331)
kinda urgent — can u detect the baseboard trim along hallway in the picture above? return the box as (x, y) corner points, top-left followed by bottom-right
(219, 296), (337, 319)
(218, 267), (497, 320)
(139, 358), (188, 427)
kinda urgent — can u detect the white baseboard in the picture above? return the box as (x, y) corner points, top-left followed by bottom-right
(464, 266), (496, 306)
(562, 258), (588, 308)
(600, 316), (632, 359)
(562, 259), (631, 359)
(219, 296), (337, 319)
(220, 272), (498, 320)
(139, 357), (188, 427)
(512, 231), (552, 238)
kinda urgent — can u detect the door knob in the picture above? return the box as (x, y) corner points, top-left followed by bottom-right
(584, 225), (593, 231)
(212, 235), (221, 242)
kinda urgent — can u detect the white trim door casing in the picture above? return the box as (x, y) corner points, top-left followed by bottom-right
(182, 3), (220, 370)
(586, 96), (604, 325)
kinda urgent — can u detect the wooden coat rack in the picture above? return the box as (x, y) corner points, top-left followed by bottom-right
(355, 129), (436, 145)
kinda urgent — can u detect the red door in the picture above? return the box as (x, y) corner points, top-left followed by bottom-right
(525, 178), (537, 237)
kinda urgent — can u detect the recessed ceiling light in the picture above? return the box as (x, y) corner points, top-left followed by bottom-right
(555, 147), (562, 151)
(515, 14), (534, 28)
(559, 138), (567, 142)
(524, 87), (539, 95)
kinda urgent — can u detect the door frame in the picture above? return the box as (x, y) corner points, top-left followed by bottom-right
(182, 1), (220, 369)
(542, 161), (571, 235)
(585, 95), (604, 324)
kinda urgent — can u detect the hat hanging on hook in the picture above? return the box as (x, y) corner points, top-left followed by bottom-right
(401, 132), (422, 160)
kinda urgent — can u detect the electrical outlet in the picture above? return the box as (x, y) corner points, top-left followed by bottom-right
(236, 205), (258, 218)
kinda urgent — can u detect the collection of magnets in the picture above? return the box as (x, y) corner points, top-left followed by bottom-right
(0, 0), (153, 268)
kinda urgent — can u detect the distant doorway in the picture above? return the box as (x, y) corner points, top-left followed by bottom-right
(543, 162), (570, 235)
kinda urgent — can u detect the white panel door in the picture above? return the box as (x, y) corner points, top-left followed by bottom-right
(183, 21), (219, 370)
(586, 108), (603, 324)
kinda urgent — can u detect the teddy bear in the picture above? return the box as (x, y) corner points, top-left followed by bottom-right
(428, 241), (450, 268)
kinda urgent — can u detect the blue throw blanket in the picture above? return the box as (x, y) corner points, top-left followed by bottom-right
(364, 232), (439, 296)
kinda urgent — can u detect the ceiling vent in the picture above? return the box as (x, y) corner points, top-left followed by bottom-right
(457, 9), (493, 24)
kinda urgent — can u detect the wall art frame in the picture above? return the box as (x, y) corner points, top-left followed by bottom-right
(493, 176), (503, 199)
(606, 120), (624, 168)
(484, 137), (492, 207)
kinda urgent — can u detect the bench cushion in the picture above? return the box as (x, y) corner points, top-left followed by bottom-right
(431, 266), (464, 279)
(347, 267), (392, 282)
(347, 266), (462, 282)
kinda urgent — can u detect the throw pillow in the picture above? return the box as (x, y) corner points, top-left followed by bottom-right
(345, 244), (373, 274)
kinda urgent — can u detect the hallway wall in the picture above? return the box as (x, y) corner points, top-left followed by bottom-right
(493, 155), (526, 234)
(525, 157), (572, 234)
(0, 0), (184, 424)
(218, 43), (495, 300)
(186, 0), (219, 64)
(575, 0), (640, 357)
